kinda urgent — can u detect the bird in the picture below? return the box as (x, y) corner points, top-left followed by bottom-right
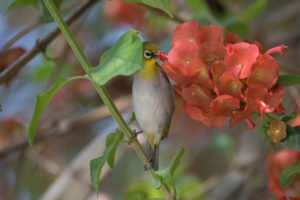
(132, 41), (174, 170)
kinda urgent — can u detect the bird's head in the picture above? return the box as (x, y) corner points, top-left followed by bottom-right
(142, 42), (159, 67)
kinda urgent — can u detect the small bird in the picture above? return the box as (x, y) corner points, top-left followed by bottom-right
(132, 42), (174, 170)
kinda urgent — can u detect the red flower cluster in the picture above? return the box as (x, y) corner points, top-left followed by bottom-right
(266, 149), (300, 199)
(162, 21), (287, 128)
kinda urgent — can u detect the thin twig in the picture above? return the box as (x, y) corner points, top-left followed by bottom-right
(2, 0), (86, 51)
(61, 0), (85, 13)
(0, 95), (132, 159)
(0, 0), (99, 85)
(2, 20), (43, 50)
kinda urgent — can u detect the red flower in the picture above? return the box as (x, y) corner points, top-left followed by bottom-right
(266, 149), (300, 199)
(162, 21), (287, 128)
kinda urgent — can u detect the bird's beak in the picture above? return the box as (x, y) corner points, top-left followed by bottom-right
(153, 54), (159, 58)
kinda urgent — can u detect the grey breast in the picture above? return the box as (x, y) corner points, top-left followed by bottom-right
(132, 71), (174, 136)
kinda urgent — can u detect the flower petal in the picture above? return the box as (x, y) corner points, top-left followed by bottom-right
(210, 95), (240, 116)
(202, 114), (228, 128)
(191, 66), (213, 90)
(162, 63), (190, 87)
(265, 84), (285, 110)
(247, 54), (278, 89)
(254, 41), (265, 54)
(183, 102), (208, 121)
(211, 60), (225, 79)
(218, 71), (243, 97)
(168, 41), (200, 74)
(182, 84), (214, 109)
(244, 86), (269, 114)
(198, 25), (223, 43)
(199, 41), (226, 64)
(225, 42), (259, 79)
(225, 31), (243, 44)
(171, 21), (199, 47)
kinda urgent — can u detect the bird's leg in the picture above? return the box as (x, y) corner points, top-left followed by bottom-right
(144, 158), (154, 171)
(132, 129), (143, 137)
(124, 129), (143, 144)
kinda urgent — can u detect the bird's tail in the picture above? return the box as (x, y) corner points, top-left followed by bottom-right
(146, 135), (159, 171)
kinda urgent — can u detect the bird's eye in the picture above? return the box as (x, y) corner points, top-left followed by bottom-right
(144, 50), (152, 59)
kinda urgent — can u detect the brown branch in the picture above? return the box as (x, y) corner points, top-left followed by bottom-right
(2, 0), (86, 51)
(0, 0), (99, 85)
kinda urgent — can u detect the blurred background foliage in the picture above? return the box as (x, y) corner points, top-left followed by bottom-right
(0, 0), (300, 199)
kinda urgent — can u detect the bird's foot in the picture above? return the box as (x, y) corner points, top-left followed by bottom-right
(132, 129), (143, 137)
(125, 129), (143, 145)
(144, 158), (154, 171)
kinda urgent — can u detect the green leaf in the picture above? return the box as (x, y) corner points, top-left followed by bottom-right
(90, 130), (124, 194)
(281, 112), (297, 123)
(280, 160), (300, 186)
(106, 129), (123, 169)
(88, 30), (144, 85)
(225, 21), (248, 39)
(5, 0), (38, 11)
(90, 148), (110, 195)
(185, 0), (209, 11)
(239, 0), (267, 22)
(154, 147), (185, 188)
(277, 75), (300, 87)
(281, 125), (300, 151)
(105, 133), (116, 148)
(41, 0), (64, 23)
(125, 182), (164, 199)
(124, 0), (173, 18)
(99, 48), (113, 64)
(28, 76), (85, 148)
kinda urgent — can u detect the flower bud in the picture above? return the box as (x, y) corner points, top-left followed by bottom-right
(267, 120), (286, 143)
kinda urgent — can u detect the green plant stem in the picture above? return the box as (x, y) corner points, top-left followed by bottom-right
(42, 0), (173, 199)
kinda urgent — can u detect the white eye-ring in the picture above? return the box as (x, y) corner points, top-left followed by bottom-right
(144, 50), (152, 59)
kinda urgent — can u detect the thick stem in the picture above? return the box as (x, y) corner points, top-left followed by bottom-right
(42, 0), (173, 198)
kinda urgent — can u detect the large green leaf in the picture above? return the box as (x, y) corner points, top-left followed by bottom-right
(41, 0), (64, 23)
(88, 30), (143, 85)
(28, 76), (86, 148)
(239, 0), (267, 22)
(90, 129), (123, 194)
(277, 75), (300, 87)
(280, 160), (300, 186)
(281, 125), (300, 151)
(154, 147), (185, 189)
(124, 0), (173, 18)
